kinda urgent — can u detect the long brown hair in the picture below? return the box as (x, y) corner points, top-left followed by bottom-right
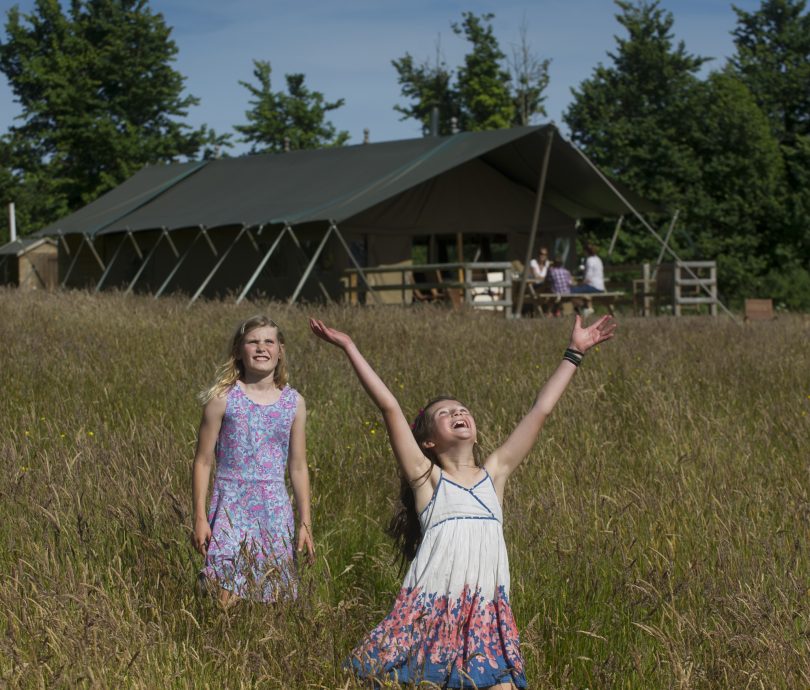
(199, 315), (288, 404)
(386, 395), (483, 569)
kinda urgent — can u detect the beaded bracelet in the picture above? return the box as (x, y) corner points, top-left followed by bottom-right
(562, 347), (584, 367)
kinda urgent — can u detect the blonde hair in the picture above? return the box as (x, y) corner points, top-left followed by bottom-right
(199, 315), (288, 404)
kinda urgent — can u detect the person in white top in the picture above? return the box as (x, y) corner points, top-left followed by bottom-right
(528, 247), (550, 282)
(571, 244), (605, 293)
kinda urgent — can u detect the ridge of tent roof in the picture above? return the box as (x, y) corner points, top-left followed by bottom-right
(33, 125), (659, 238)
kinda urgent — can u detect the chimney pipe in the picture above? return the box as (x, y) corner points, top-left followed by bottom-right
(8, 202), (16, 243)
(430, 106), (440, 137)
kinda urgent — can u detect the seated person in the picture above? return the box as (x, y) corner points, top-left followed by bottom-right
(547, 256), (573, 295)
(529, 246), (550, 283)
(570, 243), (605, 294)
(411, 270), (442, 303)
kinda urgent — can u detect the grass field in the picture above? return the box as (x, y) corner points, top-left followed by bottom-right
(0, 289), (808, 689)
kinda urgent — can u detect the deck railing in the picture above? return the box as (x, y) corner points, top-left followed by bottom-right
(343, 261), (514, 313)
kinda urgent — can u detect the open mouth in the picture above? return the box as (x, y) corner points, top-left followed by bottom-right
(452, 420), (468, 429)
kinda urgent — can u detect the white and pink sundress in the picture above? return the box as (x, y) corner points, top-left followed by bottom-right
(350, 469), (527, 687)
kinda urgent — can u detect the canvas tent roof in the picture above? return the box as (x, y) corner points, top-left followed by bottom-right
(36, 125), (657, 239)
(0, 237), (56, 256)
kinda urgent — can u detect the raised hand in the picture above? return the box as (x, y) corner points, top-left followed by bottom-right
(569, 314), (617, 353)
(309, 318), (354, 350)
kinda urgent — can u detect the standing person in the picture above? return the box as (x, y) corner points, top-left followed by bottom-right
(192, 315), (314, 605)
(310, 314), (616, 688)
(529, 246), (551, 282)
(571, 243), (605, 294)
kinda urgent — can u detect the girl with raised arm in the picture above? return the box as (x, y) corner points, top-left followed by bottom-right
(192, 316), (313, 605)
(310, 315), (615, 689)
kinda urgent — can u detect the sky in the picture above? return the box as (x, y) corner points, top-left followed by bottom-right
(0, 0), (763, 155)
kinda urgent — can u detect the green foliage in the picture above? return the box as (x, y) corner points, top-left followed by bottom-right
(730, 0), (810, 284)
(0, 0), (227, 238)
(564, 1), (807, 307)
(564, 1), (707, 204)
(0, 291), (808, 687)
(451, 12), (515, 131)
(391, 51), (458, 136)
(234, 60), (350, 154)
(508, 18), (551, 127)
(731, 0), (810, 144)
(393, 12), (549, 134)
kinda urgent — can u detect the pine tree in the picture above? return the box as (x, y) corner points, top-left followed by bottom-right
(730, 0), (810, 307)
(0, 0), (225, 234)
(233, 60), (349, 154)
(392, 12), (548, 134)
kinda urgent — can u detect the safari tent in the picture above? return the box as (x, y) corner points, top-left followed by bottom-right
(32, 125), (656, 304)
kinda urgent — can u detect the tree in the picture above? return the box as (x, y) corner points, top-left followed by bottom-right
(452, 12), (515, 131)
(393, 12), (549, 134)
(730, 0), (810, 305)
(0, 0), (225, 233)
(508, 17), (551, 126)
(564, 1), (707, 211)
(392, 42), (458, 136)
(731, 0), (810, 144)
(682, 70), (784, 299)
(234, 60), (350, 154)
(563, 1), (790, 304)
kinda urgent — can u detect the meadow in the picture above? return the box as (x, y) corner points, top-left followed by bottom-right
(0, 289), (808, 689)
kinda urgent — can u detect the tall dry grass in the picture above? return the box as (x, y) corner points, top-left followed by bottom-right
(0, 289), (808, 689)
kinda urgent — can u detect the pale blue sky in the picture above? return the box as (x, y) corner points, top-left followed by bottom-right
(0, 0), (761, 154)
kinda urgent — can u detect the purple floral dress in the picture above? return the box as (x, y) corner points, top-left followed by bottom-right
(202, 383), (299, 601)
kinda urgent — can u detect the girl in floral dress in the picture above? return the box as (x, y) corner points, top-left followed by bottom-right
(310, 314), (615, 688)
(192, 315), (314, 605)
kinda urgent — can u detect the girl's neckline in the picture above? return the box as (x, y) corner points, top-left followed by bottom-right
(235, 381), (285, 407)
(441, 467), (488, 491)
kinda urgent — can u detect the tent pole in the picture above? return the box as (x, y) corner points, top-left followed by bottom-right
(164, 229), (180, 258)
(286, 226), (332, 302)
(84, 236), (106, 272)
(288, 225), (334, 305)
(330, 222), (382, 305)
(608, 216), (624, 257)
(515, 129), (554, 317)
(60, 234), (87, 288)
(127, 231), (143, 260)
(155, 227), (204, 299)
(57, 231), (71, 256)
(95, 232), (130, 292)
(188, 226), (249, 308)
(245, 226), (261, 253)
(201, 228), (218, 256)
(570, 146), (738, 322)
(236, 225), (289, 304)
(125, 229), (167, 295)
(652, 210), (679, 279)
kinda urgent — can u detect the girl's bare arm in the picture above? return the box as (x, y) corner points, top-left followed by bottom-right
(191, 395), (226, 555)
(309, 318), (431, 483)
(488, 315), (616, 483)
(288, 395), (314, 562)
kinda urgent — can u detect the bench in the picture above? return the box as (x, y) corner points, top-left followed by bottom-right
(524, 290), (626, 316)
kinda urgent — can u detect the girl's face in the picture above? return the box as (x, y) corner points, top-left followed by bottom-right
(424, 400), (477, 448)
(238, 326), (282, 379)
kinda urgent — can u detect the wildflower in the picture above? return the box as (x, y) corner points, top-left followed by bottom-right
(88, 431), (95, 437)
